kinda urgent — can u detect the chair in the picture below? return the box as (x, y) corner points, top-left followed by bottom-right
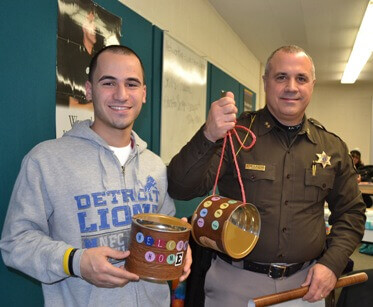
(358, 165), (373, 182)
(336, 269), (373, 307)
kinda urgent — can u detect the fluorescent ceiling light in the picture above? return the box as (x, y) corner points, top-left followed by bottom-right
(341, 0), (373, 84)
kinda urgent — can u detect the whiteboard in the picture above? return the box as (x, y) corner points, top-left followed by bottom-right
(160, 33), (207, 164)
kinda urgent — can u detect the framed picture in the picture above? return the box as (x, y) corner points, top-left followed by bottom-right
(243, 88), (255, 111)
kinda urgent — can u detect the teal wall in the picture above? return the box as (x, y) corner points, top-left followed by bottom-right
(0, 0), (157, 305)
(207, 63), (243, 113)
(0, 1), (255, 305)
(0, 1), (58, 305)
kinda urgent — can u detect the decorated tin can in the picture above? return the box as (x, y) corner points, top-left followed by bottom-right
(125, 213), (191, 280)
(191, 195), (260, 259)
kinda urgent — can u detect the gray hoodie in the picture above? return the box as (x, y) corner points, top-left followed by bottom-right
(0, 120), (175, 306)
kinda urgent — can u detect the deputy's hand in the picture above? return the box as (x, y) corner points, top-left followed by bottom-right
(80, 247), (139, 288)
(179, 217), (192, 282)
(203, 91), (237, 142)
(301, 263), (337, 302)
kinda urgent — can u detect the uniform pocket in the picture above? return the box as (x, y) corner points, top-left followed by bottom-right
(241, 162), (276, 182)
(237, 162), (276, 206)
(304, 168), (335, 203)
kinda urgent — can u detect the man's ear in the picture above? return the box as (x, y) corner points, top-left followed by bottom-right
(85, 81), (92, 102)
(262, 75), (267, 87)
(142, 85), (147, 104)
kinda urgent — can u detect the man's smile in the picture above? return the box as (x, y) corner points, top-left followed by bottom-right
(109, 105), (131, 111)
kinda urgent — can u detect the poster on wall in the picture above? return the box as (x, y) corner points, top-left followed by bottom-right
(56, 0), (122, 137)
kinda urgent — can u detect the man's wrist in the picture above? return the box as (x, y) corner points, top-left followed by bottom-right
(203, 126), (217, 143)
(68, 248), (78, 276)
(63, 247), (75, 276)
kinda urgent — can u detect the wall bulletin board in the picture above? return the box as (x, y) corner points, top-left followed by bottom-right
(160, 33), (207, 164)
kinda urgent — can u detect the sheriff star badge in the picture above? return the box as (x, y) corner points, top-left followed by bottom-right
(315, 151), (331, 168)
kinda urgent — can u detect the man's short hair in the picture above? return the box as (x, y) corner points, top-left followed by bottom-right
(264, 45), (315, 80)
(88, 45), (146, 85)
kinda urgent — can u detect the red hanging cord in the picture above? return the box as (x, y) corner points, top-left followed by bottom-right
(212, 133), (228, 196)
(212, 125), (256, 203)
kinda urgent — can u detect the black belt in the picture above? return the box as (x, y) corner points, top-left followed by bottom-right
(216, 253), (310, 279)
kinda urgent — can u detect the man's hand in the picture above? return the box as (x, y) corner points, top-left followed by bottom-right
(301, 263), (337, 302)
(179, 217), (192, 282)
(80, 247), (139, 288)
(204, 91), (238, 142)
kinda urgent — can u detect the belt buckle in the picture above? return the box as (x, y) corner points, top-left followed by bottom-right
(268, 264), (287, 279)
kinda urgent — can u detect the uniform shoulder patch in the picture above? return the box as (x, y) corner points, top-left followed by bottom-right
(308, 118), (326, 130)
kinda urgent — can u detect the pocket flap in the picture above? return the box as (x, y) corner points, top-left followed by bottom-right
(305, 169), (334, 190)
(241, 163), (276, 182)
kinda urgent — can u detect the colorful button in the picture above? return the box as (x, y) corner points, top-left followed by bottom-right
(220, 203), (229, 209)
(211, 196), (221, 201)
(136, 232), (144, 243)
(212, 220), (219, 230)
(167, 254), (176, 264)
(203, 201), (212, 207)
(214, 209), (223, 218)
(145, 251), (155, 262)
(155, 239), (166, 248)
(200, 208), (208, 217)
(156, 254), (166, 263)
(145, 236), (154, 246)
(228, 199), (237, 204)
(197, 218), (205, 227)
(184, 241), (189, 250)
(176, 240), (184, 251)
(166, 240), (176, 250)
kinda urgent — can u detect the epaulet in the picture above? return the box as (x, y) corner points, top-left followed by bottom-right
(308, 117), (344, 141)
(308, 118), (326, 130)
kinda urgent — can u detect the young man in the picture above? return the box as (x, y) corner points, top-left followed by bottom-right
(1, 45), (191, 306)
(167, 45), (366, 306)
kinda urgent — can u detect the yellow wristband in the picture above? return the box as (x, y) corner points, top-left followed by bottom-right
(63, 247), (74, 275)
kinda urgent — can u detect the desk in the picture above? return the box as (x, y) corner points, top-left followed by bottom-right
(358, 182), (373, 194)
(362, 229), (373, 242)
(324, 208), (373, 244)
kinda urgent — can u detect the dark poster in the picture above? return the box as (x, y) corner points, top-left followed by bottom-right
(56, 0), (122, 137)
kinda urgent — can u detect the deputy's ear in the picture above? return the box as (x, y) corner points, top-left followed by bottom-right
(262, 75), (267, 88)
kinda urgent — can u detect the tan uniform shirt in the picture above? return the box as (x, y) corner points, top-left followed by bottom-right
(168, 107), (366, 277)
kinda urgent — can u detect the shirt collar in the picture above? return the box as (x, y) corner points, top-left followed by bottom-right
(258, 107), (317, 144)
(257, 107), (276, 136)
(301, 119), (317, 144)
